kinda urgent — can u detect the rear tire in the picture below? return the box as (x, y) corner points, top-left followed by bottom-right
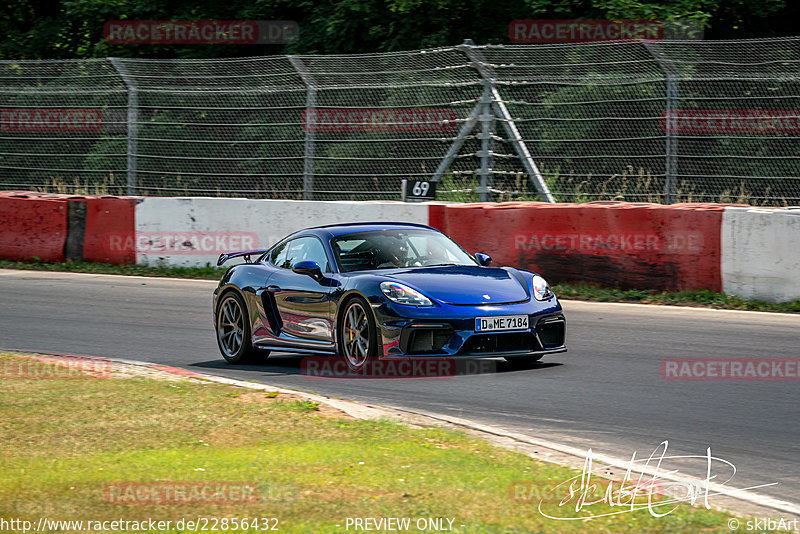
(338, 296), (379, 373)
(216, 292), (268, 364)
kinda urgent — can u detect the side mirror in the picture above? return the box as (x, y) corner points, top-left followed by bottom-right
(475, 253), (492, 266)
(292, 260), (323, 281)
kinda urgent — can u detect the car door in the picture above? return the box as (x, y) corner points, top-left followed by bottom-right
(265, 235), (334, 344)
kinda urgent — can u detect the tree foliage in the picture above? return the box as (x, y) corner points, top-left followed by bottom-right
(0, 0), (795, 60)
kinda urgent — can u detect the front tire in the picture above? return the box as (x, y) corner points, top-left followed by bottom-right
(339, 297), (379, 373)
(216, 292), (268, 364)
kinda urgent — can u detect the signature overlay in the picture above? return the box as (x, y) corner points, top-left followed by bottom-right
(537, 440), (777, 520)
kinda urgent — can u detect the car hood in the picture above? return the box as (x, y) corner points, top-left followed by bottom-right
(385, 266), (529, 305)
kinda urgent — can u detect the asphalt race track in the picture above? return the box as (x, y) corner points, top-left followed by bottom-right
(2, 270), (799, 510)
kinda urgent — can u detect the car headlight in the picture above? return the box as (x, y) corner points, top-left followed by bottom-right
(532, 275), (553, 301)
(380, 281), (433, 307)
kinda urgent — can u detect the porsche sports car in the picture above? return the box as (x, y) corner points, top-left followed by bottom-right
(213, 222), (566, 371)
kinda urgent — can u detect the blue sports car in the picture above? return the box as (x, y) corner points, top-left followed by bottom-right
(213, 222), (566, 372)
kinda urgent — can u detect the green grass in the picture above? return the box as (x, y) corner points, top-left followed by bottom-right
(0, 352), (736, 533)
(2, 259), (798, 313)
(0, 259), (227, 279)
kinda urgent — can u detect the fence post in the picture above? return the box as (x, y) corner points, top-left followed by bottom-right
(431, 101), (482, 183)
(109, 58), (138, 196)
(459, 40), (555, 203)
(289, 56), (316, 200)
(476, 84), (494, 201)
(642, 42), (679, 205)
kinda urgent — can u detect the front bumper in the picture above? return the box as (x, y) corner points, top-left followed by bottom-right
(373, 299), (566, 358)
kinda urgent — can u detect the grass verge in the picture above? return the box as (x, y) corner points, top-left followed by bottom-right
(0, 352), (734, 533)
(2, 259), (799, 313)
(0, 259), (226, 279)
(551, 283), (800, 313)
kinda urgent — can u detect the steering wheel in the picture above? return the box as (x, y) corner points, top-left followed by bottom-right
(408, 255), (433, 267)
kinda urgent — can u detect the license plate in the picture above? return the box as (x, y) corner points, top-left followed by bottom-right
(475, 315), (529, 332)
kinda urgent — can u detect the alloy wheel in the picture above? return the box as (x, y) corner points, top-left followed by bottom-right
(343, 301), (370, 369)
(218, 296), (245, 358)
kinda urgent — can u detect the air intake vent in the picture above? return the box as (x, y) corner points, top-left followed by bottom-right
(537, 318), (565, 348)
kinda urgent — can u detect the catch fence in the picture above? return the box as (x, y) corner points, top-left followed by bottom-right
(1, 37), (799, 204)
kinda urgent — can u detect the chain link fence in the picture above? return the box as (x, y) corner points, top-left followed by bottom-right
(1, 37), (799, 204)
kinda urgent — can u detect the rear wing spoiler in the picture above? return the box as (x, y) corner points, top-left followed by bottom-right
(217, 249), (269, 266)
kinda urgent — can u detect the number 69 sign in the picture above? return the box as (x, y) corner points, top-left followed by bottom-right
(402, 179), (437, 202)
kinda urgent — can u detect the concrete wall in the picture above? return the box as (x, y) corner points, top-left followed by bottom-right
(722, 207), (800, 302)
(134, 198), (430, 267)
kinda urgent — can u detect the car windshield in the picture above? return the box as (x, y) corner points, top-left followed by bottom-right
(331, 229), (478, 272)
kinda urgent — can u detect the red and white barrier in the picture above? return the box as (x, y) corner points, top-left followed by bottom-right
(429, 201), (730, 292)
(0, 191), (136, 264)
(0, 193), (68, 262)
(83, 197), (137, 264)
(1, 192), (799, 302)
